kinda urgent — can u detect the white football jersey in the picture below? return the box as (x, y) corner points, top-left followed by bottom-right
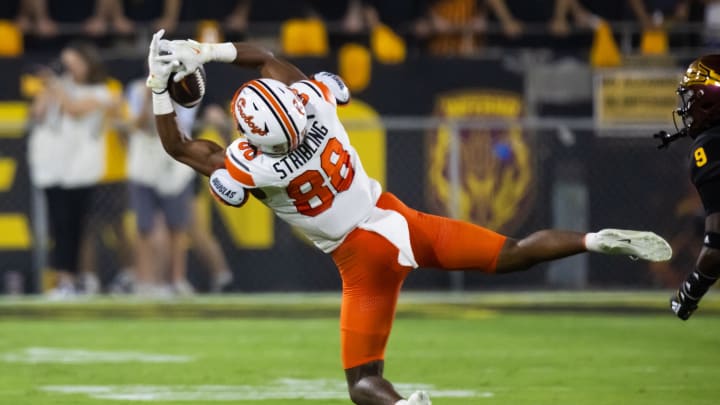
(224, 79), (382, 252)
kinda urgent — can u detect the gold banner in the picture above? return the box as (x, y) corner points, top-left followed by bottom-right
(594, 69), (680, 127)
(427, 91), (534, 234)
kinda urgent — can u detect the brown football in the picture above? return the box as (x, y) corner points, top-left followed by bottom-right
(168, 66), (206, 108)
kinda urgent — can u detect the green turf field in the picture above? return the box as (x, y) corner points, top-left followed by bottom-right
(1, 292), (719, 404)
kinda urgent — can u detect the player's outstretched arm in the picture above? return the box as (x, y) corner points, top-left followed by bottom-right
(147, 29), (225, 177)
(232, 42), (307, 84)
(157, 38), (307, 84)
(154, 113), (225, 176)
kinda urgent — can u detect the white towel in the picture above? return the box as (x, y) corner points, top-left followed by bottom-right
(357, 207), (418, 268)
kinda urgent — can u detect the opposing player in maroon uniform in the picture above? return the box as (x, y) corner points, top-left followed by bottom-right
(655, 55), (720, 320)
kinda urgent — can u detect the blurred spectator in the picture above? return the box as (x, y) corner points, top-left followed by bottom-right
(417, 0), (524, 56)
(15, 0), (58, 36)
(178, 0), (265, 33)
(340, 0), (421, 33)
(549, 0), (601, 36)
(224, 0), (251, 32)
(13, 0), (126, 38)
(27, 42), (116, 297)
(19, 0), (180, 38)
(178, 0), (351, 35)
(485, 0), (524, 37)
(628, 0), (689, 29)
(125, 78), (197, 296)
(17, 0), (133, 37)
(342, 0), (364, 33)
(123, 0), (182, 33)
(84, 0), (134, 35)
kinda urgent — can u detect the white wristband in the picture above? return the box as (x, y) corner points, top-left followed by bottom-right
(152, 92), (174, 115)
(210, 43), (238, 63)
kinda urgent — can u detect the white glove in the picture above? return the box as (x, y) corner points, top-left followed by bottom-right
(209, 168), (248, 207)
(146, 29), (180, 93)
(157, 39), (237, 82)
(312, 71), (350, 105)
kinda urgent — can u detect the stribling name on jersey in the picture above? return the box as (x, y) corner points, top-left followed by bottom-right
(273, 121), (329, 179)
(211, 176), (237, 199)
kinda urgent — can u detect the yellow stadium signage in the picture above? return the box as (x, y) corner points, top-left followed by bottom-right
(0, 101), (31, 250)
(594, 69), (680, 128)
(427, 91), (534, 234)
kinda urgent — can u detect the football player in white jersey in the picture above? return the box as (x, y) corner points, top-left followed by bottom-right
(147, 30), (672, 405)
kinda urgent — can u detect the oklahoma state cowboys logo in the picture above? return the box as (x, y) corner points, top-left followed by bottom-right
(237, 97), (269, 136)
(427, 91), (534, 233)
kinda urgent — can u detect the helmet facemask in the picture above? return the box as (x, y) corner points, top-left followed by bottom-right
(673, 86), (696, 135)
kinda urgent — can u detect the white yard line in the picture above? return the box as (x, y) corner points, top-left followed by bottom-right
(41, 379), (491, 401)
(3, 347), (194, 364)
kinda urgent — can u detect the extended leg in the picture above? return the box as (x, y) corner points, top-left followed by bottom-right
(496, 228), (672, 273)
(495, 230), (586, 273)
(376, 193), (670, 275)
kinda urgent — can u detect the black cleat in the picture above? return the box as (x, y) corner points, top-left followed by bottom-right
(670, 290), (698, 321)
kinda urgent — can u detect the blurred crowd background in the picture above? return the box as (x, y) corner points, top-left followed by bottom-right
(0, 0), (712, 56)
(0, 0), (713, 298)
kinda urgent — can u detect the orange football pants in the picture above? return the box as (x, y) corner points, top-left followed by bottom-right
(331, 192), (507, 369)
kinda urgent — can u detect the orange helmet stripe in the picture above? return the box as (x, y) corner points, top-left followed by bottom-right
(248, 79), (299, 149)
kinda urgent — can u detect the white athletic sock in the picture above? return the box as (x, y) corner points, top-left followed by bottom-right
(584, 232), (600, 253)
(394, 400), (409, 405)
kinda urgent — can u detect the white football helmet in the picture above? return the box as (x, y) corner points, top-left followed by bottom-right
(231, 78), (308, 155)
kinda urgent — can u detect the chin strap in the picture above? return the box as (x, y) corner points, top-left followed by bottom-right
(653, 129), (688, 149)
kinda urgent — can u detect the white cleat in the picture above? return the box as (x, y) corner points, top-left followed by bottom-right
(407, 390), (432, 405)
(587, 229), (672, 262)
(172, 279), (196, 296)
(210, 271), (234, 293)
